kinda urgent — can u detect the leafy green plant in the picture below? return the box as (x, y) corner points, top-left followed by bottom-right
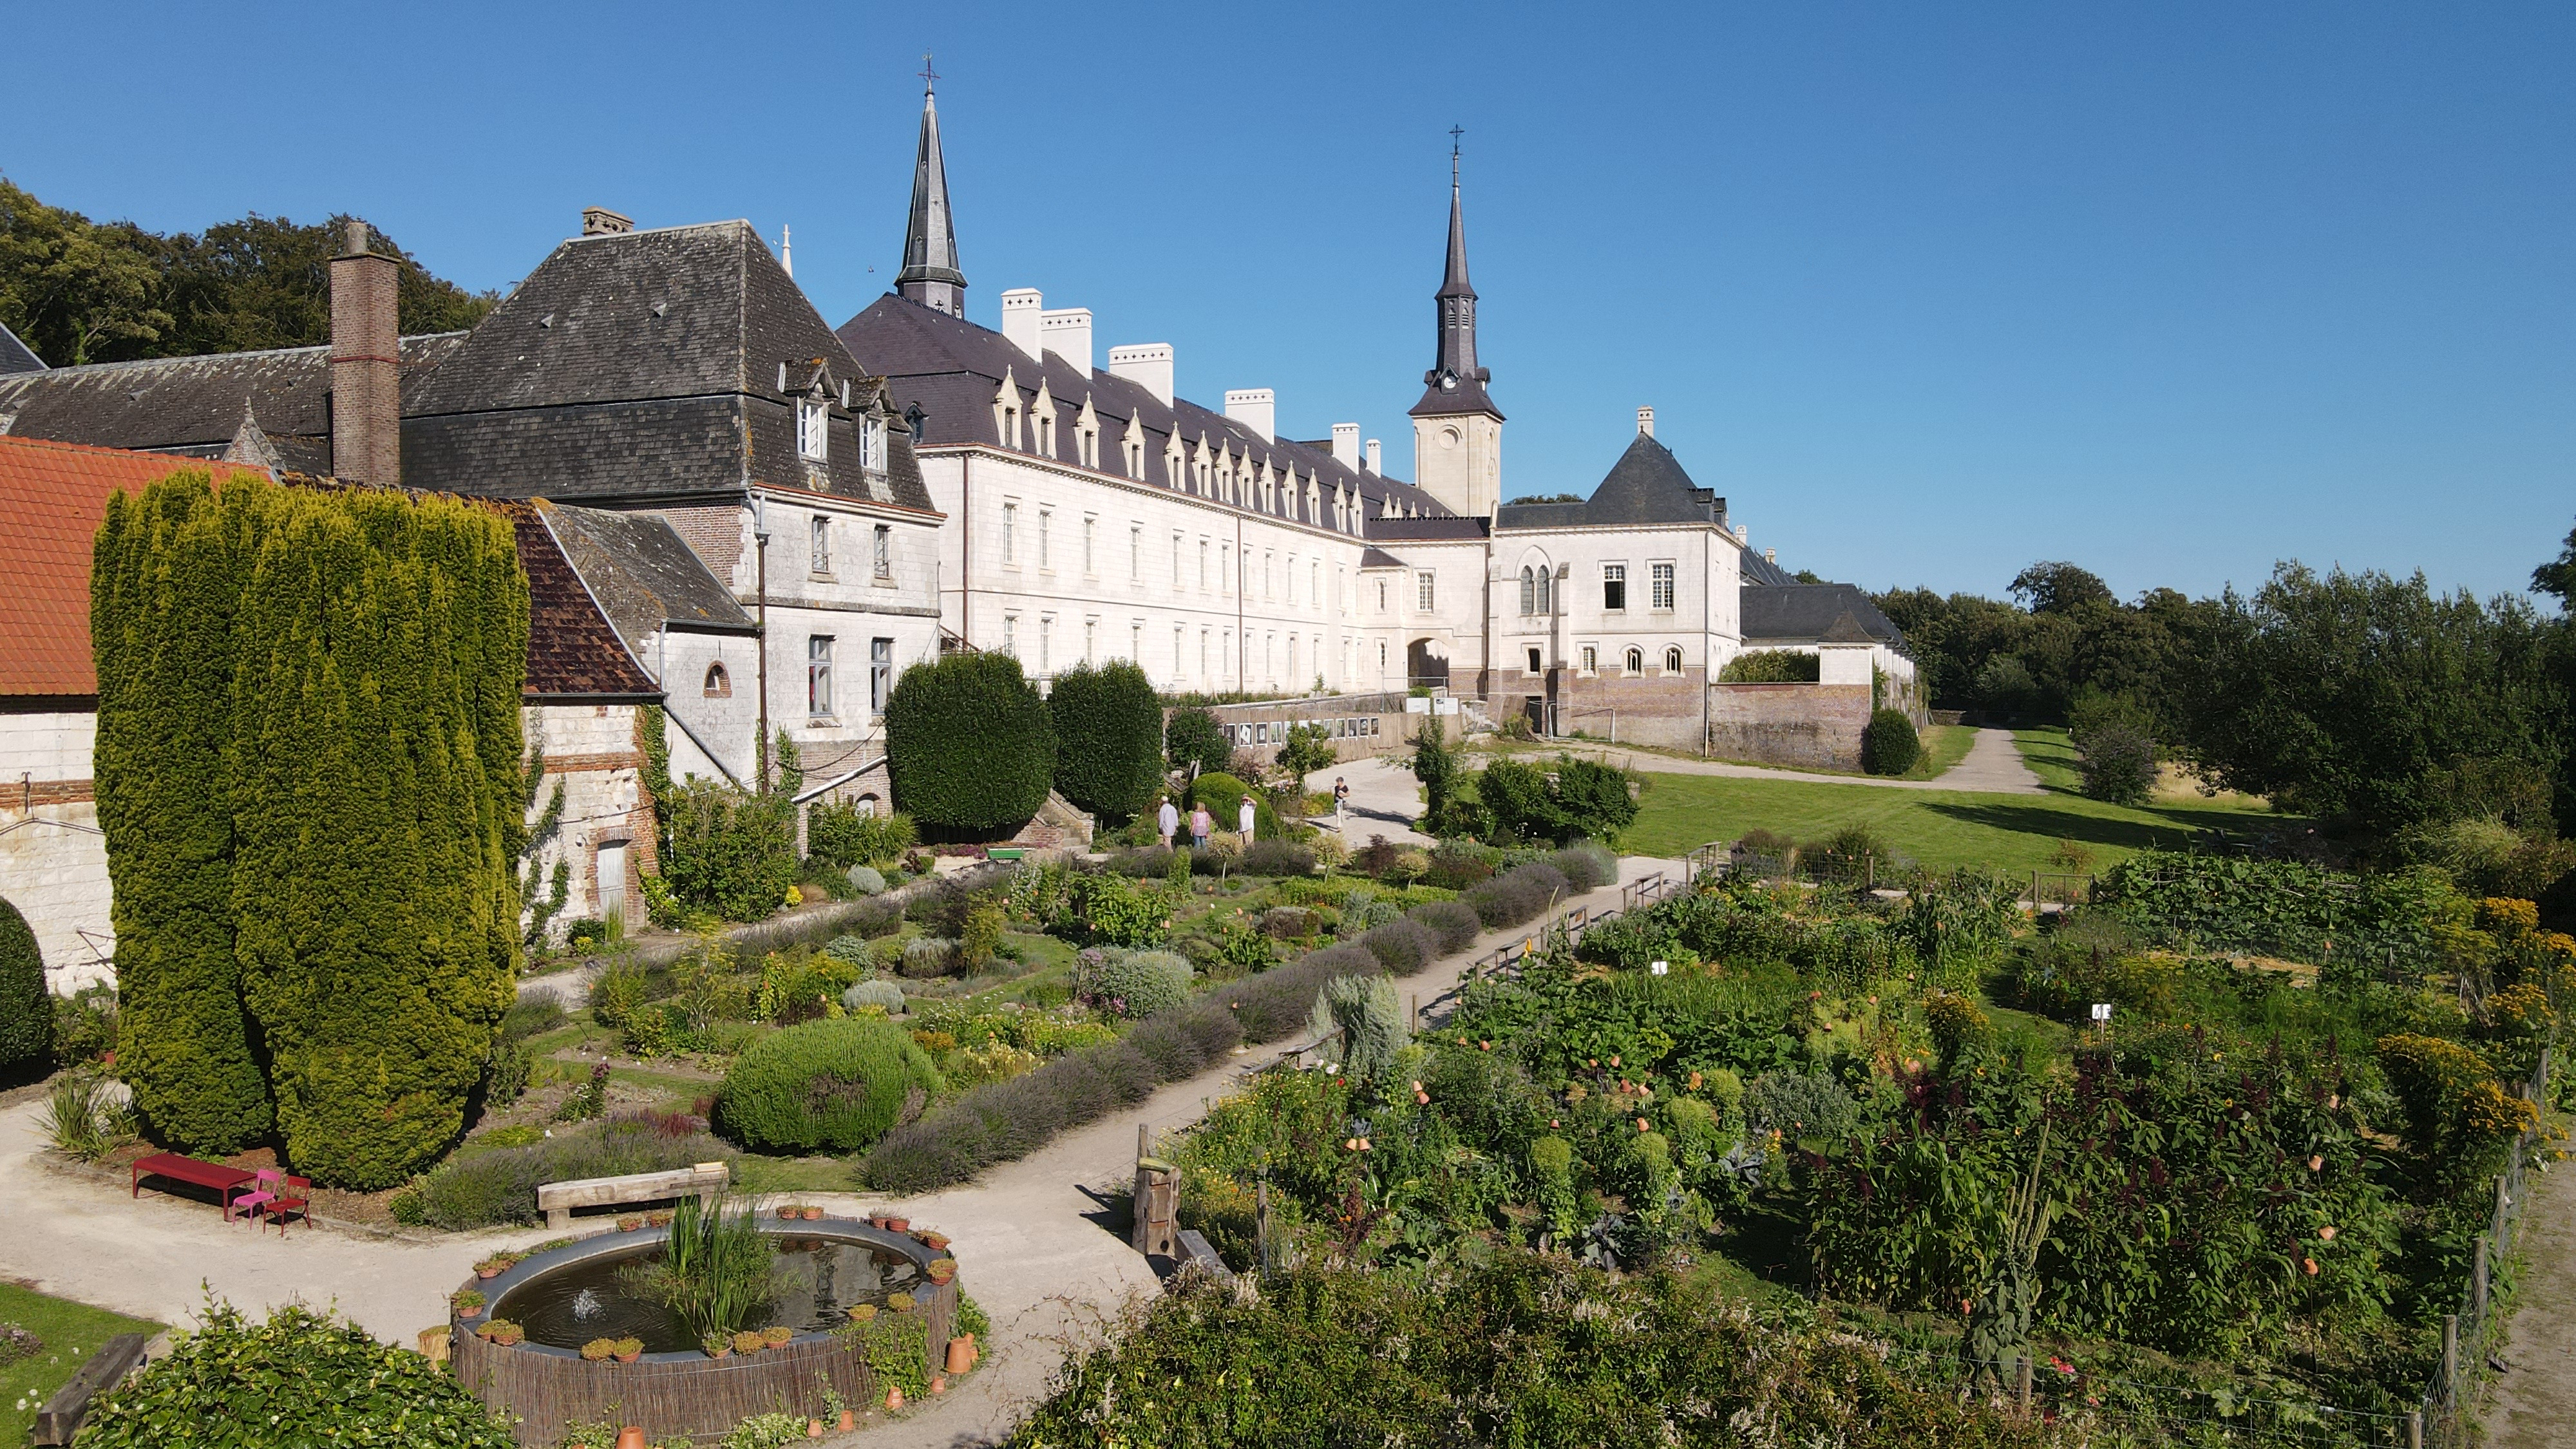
(1306, 975), (1403, 1080)
(80, 1295), (516, 1448)
(623, 1191), (781, 1343)
(713, 1018), (943, 1153)
(0, 896), (49, 1071)
(1862, 708), (1920, 776)
(39, 1071), (135, 1161)
(661, 782), (798, 922)
(886, 651), (1056, 835)
(1719, 649), (1821, 683)
(1049, 660), (1166, 821)
(806, 803), (917, 869)
(1164, 706), (1232, 777)
(1071, 948), (1193, 1019)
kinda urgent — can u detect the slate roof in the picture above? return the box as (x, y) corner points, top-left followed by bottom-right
(0, 437), (265, 697)
(1358, 546), (1408, 569)
(0, 334), (467, 455)
(0, 321), (44, 375)
(1368, 515), (1491, 542)
(478, 498), (663, 701)
(536, 501), (759, 664)
(1739, 549), (1799, 587)
(1739, 583), (1908, 653)
(0, 221), (936, 516)
(836, 292), (1452, 535)
(1495, 432), (1726, 532)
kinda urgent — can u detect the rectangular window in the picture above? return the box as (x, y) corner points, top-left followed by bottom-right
(1582, 645), (1598, 672)
(1003, 503), (1019, 564)
(1039, 616), (1053, 673)
(810, 516), (831, 576)
(1264, 549), (1275, 600)
(1603, 563), (1627, 612)
(1083, 516), (1097, 576)
(861, 415), (887, 471)
(873, 524), (891, 579)
(1221, 545), (1232, 595)
(1039, 510), (1053, 571)
(808, 636), (834, 717)
(1174, 625), (1185, 676)
(1172, 533), (1184, 585)
(1002, 614), (1018, 655)
(797, 399), (829, 462)
(1651, 561), (1675, 611)
(1131, 621), (1142, 661)
(870, 637), (892, 715)
(1084, 617), (1098, 663)
(1198, 539), (1210, 591)
(1416, 571), (1435, 611)
(1130, 525), (1142, 581)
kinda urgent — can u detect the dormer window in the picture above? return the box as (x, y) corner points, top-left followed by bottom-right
(797, 397), (829, 462)
(861, 415), (887, 471)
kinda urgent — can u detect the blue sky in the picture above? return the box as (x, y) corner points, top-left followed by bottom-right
(8, 2), (2570, 603)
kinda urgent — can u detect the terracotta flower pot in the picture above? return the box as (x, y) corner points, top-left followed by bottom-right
(615, 1430), (647, 1449)
(457, 1304), (483, 1320)
(882, 1217), (909, 1232)
(931, 1374), (947, 1396)
(802, 1206), (824, 1221)
(918, 1232), (951, 1251)
(806, 1420), (826, 1439)
(614, 1349), (640, 1364)
(478, 1267), (503, 1280)
(779, 1206), (800, 1220)
(885, 1387), (905, 1411)
(945, 1335), (976, 1375)
(838, 1410), (857, 1432)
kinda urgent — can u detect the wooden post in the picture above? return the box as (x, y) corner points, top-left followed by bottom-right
(2014, 1352), (2031, 1416)
(1866, 854), (1875, 891)
(1410, 994), (1420, 1032)
(2407, 1408), (2422, 1449)
(2443, 1314), (2459, 1404)
(1137, 1123), (1150, 1166)
(2474, 1235), (2490, 1321)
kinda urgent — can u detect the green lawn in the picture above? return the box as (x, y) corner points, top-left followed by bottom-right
(0, 1283), (158, 1442)
(2011, 727), (2084, 791)
(1904, 724), (1978, 781)
(1620, 769), (2278, 876)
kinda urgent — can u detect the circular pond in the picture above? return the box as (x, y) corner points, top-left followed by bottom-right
(451, 1217), (960, 1443)
(497, 1233), (924, 1353)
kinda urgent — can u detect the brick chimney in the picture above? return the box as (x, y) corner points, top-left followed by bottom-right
(329, 221), (401, 486)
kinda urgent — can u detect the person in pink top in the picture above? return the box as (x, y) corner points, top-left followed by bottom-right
(1188, 802), (1213, 850)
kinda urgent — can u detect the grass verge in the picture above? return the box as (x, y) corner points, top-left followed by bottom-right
(1904, 724), (1978, 781)
(1620, 768), (2278, 875)
(0, 1283), (158, 1441)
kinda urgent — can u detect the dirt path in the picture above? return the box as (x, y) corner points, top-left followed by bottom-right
(1508, 726), (2046, 796)
(2481, 1147), (2576, 1448)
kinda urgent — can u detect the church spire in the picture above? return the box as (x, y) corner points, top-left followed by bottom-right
(1411, 129), (1499, 421)
(896, 56), (966, 315)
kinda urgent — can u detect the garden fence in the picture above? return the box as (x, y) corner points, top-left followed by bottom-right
(2417, 1041), (2553, 1449)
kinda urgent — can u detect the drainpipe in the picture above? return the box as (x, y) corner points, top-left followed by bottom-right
(754, 494), (771, 790)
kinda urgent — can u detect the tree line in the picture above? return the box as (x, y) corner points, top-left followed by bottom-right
(1875, 527), (2576, 899)
(0, 175), (495, 366)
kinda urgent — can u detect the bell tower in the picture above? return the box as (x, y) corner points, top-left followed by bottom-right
(1409, 133), (1504, 520)
(895, 57), (967, 315)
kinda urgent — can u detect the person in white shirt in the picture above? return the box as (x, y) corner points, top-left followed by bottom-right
(1238, 795), (1258, 844)
(1157, 795), (1180, 850)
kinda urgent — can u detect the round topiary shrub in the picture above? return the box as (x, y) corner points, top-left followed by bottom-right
(845, 865), (887, 896)
(1187, 773), (1277, 840)
(1861, 709), (1920, 777)
(714, 1018), (943, 1153)
(842, 980), (907, 1015)
(1048, 660), (1166, 822)
(886, 651), (1056, 837)
(1164, 706), (1231, 777)
(1071, 947), (1194, 1019)
(0, 896), (51, 1072)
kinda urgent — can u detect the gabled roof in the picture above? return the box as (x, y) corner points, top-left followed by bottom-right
(1739, 583), (1908, 654)
(0, 321), (45, 375)
(836, 292), (1451, 535)
(0, 334), (466, 456)
(1740, 548), (1799, 587)
(1358, 546), (1408, 569)
(1369, 515), (1491, 542)
(478, 498), (664, 701)
(1495, 432), (1726, 531)
(536, 500), (758, 653)
(0, 437), (267, 697)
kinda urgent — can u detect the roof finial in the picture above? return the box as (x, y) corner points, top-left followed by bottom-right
(1449, 124), (1464, 184)
(780, 223), (791, 278)
(919, 51), (939, 97)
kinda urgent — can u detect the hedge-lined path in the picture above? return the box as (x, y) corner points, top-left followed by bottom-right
(2481, 1139), (2576, 1448)
(1493, 727), (2046, 796)
(1301, 756), (1435, 846)
(833, 851), (1686, 1449)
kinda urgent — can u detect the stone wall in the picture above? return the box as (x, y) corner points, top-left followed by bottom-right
(1705, 682), (1874, 771)
(0, 708), (113, 991)
(1187, 692), (1451, 765)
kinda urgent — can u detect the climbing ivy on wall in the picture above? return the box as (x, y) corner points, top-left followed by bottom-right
(93, 473), (529, 1185)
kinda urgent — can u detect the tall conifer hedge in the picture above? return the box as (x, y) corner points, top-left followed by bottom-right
(0, 896), (49, 1071)
(1048, 659), (1164, 821)
(884, 651), (1056, 836)
(93, 475), (527, 1184)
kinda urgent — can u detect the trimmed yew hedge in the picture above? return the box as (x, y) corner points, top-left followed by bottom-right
(886, 650), (1056, 836)
(1048, 659), (1165, 822)
(0, 896), (49, 1071)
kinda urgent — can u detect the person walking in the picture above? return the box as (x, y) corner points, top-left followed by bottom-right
(1332, 775), (1350, 820)
(1238, 793), (1258, 845)
(1189, 801), (1213, 851)
(1157, 795), (1180, 851)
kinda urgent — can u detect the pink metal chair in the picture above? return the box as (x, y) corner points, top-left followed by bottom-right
(232, 1169), (281, 1226)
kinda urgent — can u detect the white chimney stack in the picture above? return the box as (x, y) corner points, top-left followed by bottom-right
(1363, 439), (1381, 473)
(1331, 423), (1359, 469)
(1764, 547), (1777, 564)
(1106, 343), (1174, 407)
(1000, 289), (1044, 362)
(1636, 405), (1655, 437)
(1732, 524), (1748, 545)
(1039, 307), (1093, 375)
(1224, 388), (1274, 444)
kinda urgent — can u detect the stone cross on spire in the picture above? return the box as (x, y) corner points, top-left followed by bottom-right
(1413, 128), (1495, 419)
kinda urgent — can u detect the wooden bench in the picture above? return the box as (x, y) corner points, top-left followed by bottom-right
(33, 1333), (145, 1445)
(536, 1162), (728, 1229)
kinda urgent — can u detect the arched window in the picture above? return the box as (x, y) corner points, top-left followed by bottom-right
(1664, 646), (1683, 674)
(1519, 567), (1535, 615)
(703, 662), (730, 697)
(1625, 647), (1643, 674)
(855, 793), (880, 819)
(1536, 569), (1551, 616)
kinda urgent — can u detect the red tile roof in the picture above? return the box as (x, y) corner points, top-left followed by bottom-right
(0, 435), (266, 697)
(477, 498), (661, 701)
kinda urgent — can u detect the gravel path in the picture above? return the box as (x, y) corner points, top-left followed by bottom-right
(2482, 1151), (2576, 1448)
